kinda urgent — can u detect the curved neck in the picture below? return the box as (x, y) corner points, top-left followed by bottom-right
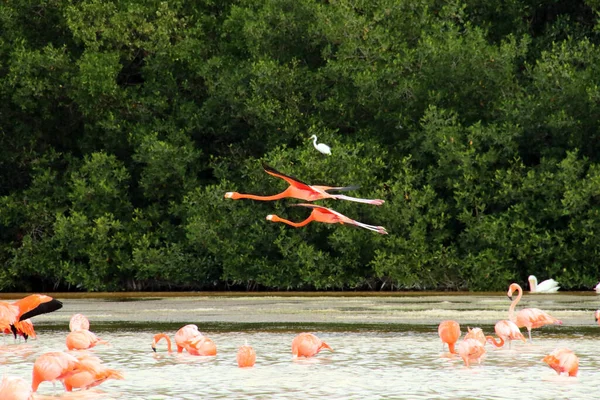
(272, 215), (314, 228)
(528, 277), (537, 292)
(312, 136), (318, 146)
(153, 333), (172, 352)
(509, 285), (522, 321)
(486, 335), (504, 348)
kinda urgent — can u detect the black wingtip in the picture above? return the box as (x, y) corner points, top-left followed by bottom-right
(19, 299), (63, 321)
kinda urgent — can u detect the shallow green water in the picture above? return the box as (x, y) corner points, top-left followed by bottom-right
(0, 294), (598, 399)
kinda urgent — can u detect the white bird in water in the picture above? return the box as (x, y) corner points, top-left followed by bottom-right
(528, 275), (560, 293)
(309, 135), (331, 155)
(594, 282), (600, 294)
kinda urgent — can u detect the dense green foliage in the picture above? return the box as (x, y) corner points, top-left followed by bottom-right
(1, 0), (599, 291)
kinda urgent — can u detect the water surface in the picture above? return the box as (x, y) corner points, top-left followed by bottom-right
(1, 293), (598, 399)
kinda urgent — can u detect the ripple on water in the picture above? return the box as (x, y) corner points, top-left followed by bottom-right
(1, 324), (599, 399)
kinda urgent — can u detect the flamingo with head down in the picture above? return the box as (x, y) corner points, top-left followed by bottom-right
(507, 283), (562, 342)
(291, 333), (332, 358)
(543, 348), (579, 377)
(437, 320), (461, 354)
(486, 320), (526, 349)
(225, 163), (384, 205)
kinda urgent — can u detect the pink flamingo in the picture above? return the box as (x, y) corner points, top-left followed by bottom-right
(437, 320), (461, 354)
(0, 376), (33, 400)
(291, 333), (332, 358)
(237, 344), (256, 367)
(543, 348), (579, 377)
(31, 351), (89, 393)
(486, 320), (526, 349)
(595, 310), (600, 326)
(464, 327), (486, 346)
(457, 338), (486, 367)
(66, 329), (108, 350)
(225, 163), (384, 205)
(62, 353), (124, 391)
(69, 314), (90, 332)
(507, 283), (562, 342)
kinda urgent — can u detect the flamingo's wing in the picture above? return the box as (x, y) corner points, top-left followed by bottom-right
(15, 294), (63, 321)
(261, 163), (314, 190)
(314, 185), (360, 193)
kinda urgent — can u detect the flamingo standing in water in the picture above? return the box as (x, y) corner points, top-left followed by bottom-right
(237, 344), (256, 367)
(486, 320), (526, 349)
(152, 324), (201, 353)
(31, 351), (88, 393)
(464, 327), (486, 346)
(528, 275), (560, 293)
(456, 338), (486, 367)
(543, 348), (579, 377)
(437, 320), (461, 354)
(62, 353), (124, 391)
(66, 329), (108, 350)
(225, 163), (384, 205)
(507, 283), (562, 342)
(152, 330), (217, 356)
(291, 333), (332, 358)
(0, 376), (33, 400)
(69, 314), (90, 332)
(1, 294), (62, 340)
(267, 203), (388, 234)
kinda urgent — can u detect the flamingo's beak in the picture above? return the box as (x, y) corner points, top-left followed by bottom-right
(507, 295), (513, 301)
(151, 345), (157, 352)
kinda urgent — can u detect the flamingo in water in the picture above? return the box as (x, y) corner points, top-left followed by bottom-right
(237, 344), (256, 367)
(1, 294), (62, 340)
(225, 163), (384, 205)
(528, 275), (560, 293)
(486, 320), (526, 349)
(543, 348), (579, 377)
(291, 333), (332, 358)
(267, 203), (388, 234)
(0, 376), (33, 400)
(437, 320), (461, 354)
(456, 338), (486, 367)
(507, 283), (562, 342)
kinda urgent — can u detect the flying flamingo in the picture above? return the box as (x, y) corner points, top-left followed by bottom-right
(438, 320), (461, 354)
(464, 327), (486, 346)
(291, 333), (332, 358)
(69, 314), (90, 332)
(309, 135), (332, 155)
(543, 348), (579, 377)
(0, 376), (33, 400)
(267, 203), (388, 234)
(225, 163), (384, 205)
(66, 329), (108, 350)
(31, 351), (88, 393)
(457, 338), (486, 367)
(62, 353), (124, 391)
(528, 275), (560, 293)
(507, 283), (562, 342)
(486, 320), (526, 349)
(237, 344), (256, 367)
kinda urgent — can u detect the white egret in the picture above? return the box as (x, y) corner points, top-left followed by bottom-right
(309, 135), (331, 155)
(528, 275), (560, 293)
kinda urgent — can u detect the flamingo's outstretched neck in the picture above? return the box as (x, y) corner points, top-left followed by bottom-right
(225, 191), (289, 201)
